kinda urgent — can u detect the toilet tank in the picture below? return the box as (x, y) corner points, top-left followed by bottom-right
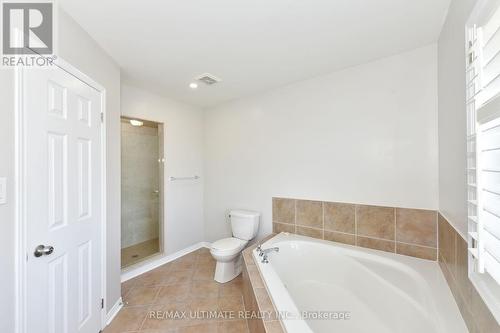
(230, 210), (260, 240)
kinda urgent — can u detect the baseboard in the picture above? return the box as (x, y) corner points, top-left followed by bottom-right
(121, 241), (211, 282)
(106, 297), (123, 325)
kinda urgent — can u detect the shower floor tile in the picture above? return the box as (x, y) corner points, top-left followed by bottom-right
(121, 238), (160, 268)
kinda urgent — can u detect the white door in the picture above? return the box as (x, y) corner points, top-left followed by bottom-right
(24, 64), (103, 333)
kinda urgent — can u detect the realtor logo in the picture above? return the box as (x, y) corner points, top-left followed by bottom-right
(2, 2), (53, 55)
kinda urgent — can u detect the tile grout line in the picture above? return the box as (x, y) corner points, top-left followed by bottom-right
(282, 222), (438, 251)
(277, 198), (440, 260)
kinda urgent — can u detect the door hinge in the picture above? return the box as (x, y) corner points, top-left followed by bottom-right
(101, 298), (104, 309)
(100, 113), (104, 123)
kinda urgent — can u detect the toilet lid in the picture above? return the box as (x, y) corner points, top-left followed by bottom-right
(211, 237), (245, 251)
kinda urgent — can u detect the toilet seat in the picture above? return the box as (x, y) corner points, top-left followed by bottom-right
(210, 237), (246, 256)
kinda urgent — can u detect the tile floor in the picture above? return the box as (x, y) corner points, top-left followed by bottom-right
(106, 248), (249, 333)
(121, 238), (160, 268)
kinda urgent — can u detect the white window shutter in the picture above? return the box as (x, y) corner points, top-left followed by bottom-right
(467, 1), (500, 285)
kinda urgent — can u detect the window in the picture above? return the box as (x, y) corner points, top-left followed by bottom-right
(466, 0), (500, 321)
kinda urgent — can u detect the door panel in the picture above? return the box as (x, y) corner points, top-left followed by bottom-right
(48, 254), (68, 333)
(25, 65), (103, 333)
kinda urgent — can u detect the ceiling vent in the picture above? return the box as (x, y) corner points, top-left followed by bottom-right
(196, 73), (221, 86)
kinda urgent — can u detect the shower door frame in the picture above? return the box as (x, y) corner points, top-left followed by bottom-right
(120, 116), (165, 267)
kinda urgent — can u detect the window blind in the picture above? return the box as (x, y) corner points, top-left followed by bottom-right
(467, 2), (500, 285)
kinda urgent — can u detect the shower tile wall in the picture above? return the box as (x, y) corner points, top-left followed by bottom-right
(121, 122), (160, 248)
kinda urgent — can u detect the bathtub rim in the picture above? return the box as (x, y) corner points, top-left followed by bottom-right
(251, 232), (468, 333)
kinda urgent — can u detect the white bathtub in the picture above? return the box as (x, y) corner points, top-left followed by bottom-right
(253, 233), (468, 333)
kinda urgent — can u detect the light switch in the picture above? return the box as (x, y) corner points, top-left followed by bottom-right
(0, 178), (6, 205)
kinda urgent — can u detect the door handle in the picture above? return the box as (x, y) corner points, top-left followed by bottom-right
(34, 244), (54, 257)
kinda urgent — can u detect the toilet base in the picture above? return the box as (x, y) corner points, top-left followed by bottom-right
(214, 254), (242, 283)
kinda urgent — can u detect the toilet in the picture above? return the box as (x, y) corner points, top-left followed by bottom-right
(210, 210), (260, 283)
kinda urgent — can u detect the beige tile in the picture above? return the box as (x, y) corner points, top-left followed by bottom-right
(243, 248), (255, 265)
(121, 238), (160, 268)
(264, 320), (285, 333)
(396, 208), (437, 247)
(242, 265), (253, 312)
(167, 269), (194, 285)
(190, 280), (220, 299)
(142, 302), (191, 331)
(296, 226), (323, 239)
(121, 279), (136, 298)
(436, 218), (500, 333)
(218, 320), (249, 333)
(170, 255), (197, 271)
(296, 200), (323, 228)
(439, 260), (455, 295)
(193, 263), (216, 281)
(197, 252), (215, 266)
(460, 305), (478, 333)
(356, 236), (395, 253)
(324, 231), (355, 246)
(261, 233), (277, 242)
(123, 286), (160, 306)
(254, 288), (278, 321)
(396, 243), (437, 261)
(189, 298), (219, 314)
(324, 202), (355, 234)
(178, 322), (218, 333)
(155, 282), (191, 304)
(219, 275), (244, 298)
(438, 214), (456, 272)
(356, 205), (395, 240)
(273, 222), (295, 234)
(272, 198), (295, 224)
(103, 306), (149, 333)
(455, 235), (472, 305)
(132, 269), (171, 287)
(247, 315), (266, 333)
(247, 265), (265, 289)
(219, 296), (245, 313)
(109, 250), (250, 332)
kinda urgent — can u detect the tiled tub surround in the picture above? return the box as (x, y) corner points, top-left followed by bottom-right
(438, 214), (500, 333)
(272, 198), (437, 261)
(242, 232), (467, 333)
(242, 240), (284, 333)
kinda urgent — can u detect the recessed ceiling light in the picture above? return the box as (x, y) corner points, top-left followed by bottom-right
(129, 119), (143, 127)
(189, 82), (198, 89)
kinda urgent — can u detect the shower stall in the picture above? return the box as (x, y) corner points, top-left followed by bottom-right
(120, 117), (164, 268)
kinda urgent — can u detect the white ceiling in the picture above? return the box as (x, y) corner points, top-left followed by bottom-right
(60, 0), (450, 108)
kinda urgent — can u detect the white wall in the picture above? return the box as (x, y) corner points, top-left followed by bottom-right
(121, 83), (205, 254)
(0, 8), (122, 329)
(204, 44), (439, 241)
(438, 0), (476, 238)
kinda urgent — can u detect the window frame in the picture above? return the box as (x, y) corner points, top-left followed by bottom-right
(466, 0), (500, 323)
